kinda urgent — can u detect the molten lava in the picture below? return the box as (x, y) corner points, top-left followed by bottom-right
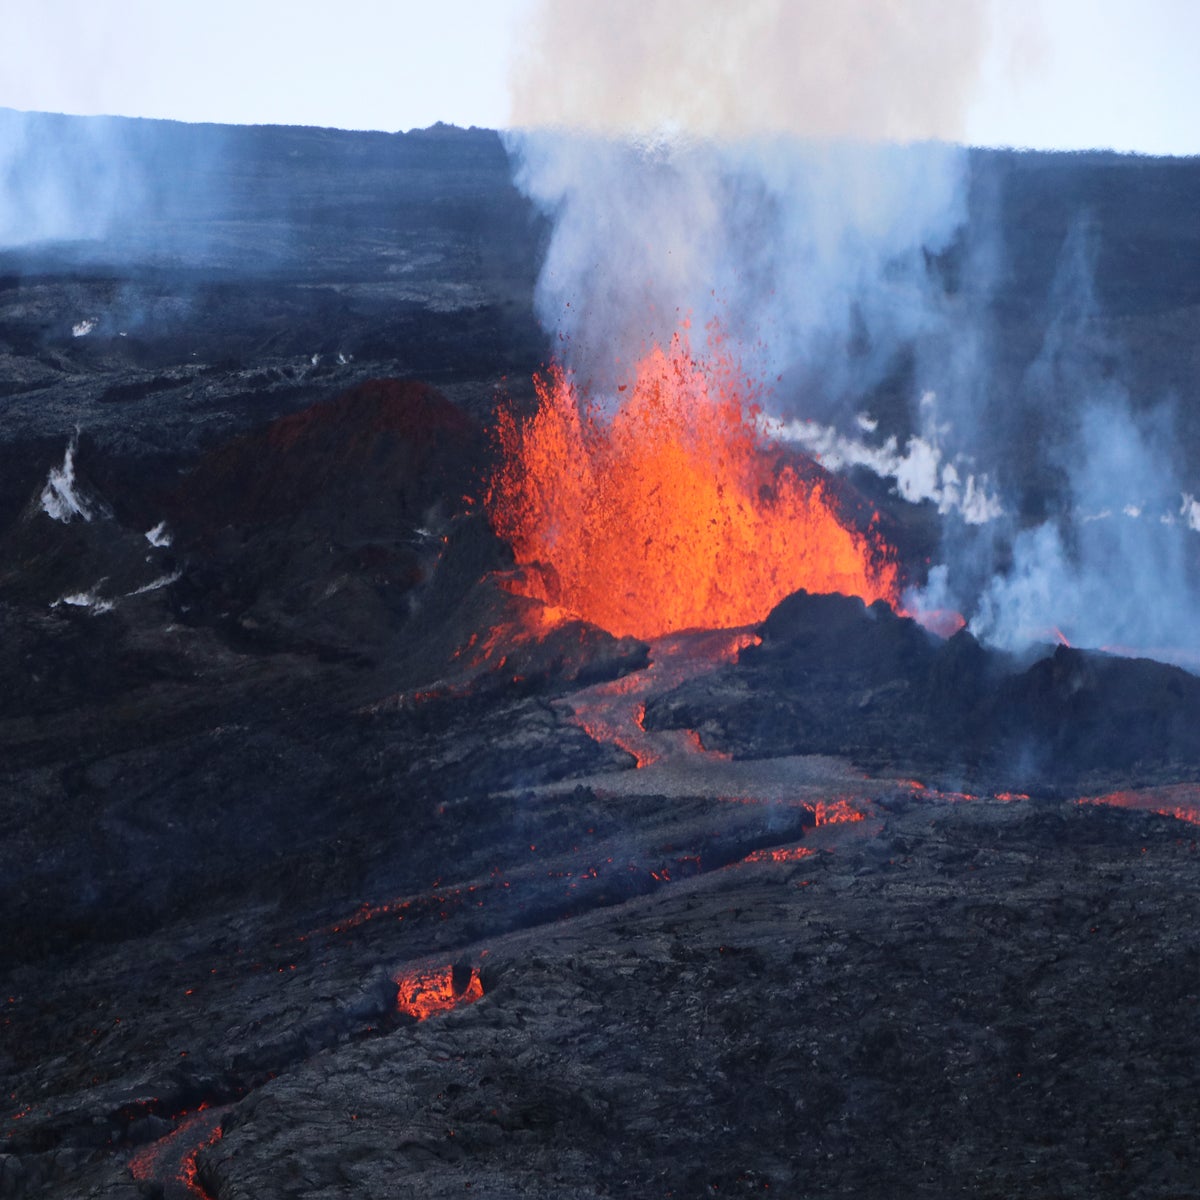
(128, 1108), (225, 1199)
(811, 799), (866, 825)
(560, 627), (759, 768)
(744, 845), (817, 864)
(487, 332), (900, 639)
(395, 964), (484, 1021)
(1079, 785), (1200, 826)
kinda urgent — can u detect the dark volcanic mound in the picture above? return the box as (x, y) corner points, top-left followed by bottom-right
(164, 377), (492, 660)
(173, 377), (482, 535)
(645, 589), (1200, 791)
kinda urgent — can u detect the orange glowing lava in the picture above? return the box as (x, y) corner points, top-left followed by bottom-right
(128, 1108), (225, 1198)
(395, 964), (484, 1020)
(744, 845), (817, 864)
(560, 626), (759, 768)
(1078, 785), (1200, 826)
(811, 799), (865, 825)
(487, 332), (900, 639)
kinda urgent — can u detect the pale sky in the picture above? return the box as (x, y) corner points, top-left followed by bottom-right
(1, 0), (1196, 155)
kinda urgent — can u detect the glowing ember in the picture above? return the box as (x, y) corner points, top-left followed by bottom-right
(811, 799), (865, 825)
(128, 1108), (225, 1198)
(744, 845), (816, 863)
(1078, 785), (1200, 826)
(395, 964), (484, 1020)
(487, 331), (900, 639)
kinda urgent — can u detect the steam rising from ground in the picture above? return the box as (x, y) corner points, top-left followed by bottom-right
(0, 108), (224, 253)
(0, 110), (127, 245)
(507, 2), (1200, 667)
(41, 436), (99, 523)
(944, 221), (1200, 660)
(763, 394), (1005, 526)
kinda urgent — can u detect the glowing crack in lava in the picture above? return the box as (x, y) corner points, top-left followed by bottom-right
(812, 799), (866, 825)
(487, 332), (900, 639)
(1079, 785), (1200, 826)
(743, 845), (817, 864)
(395, 963), (484, 1020)
(128, 1107), (225, 1199)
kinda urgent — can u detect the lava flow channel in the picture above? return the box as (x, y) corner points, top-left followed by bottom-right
(487, 329), (899, 640)
(128, 1106), (226, 1200)
(561, 626), (759, 768)
(1078, 785), (1200, 826)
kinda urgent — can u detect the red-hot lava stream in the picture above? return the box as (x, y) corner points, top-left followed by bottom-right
(486, 328), (900, 640)
(1078, 785), (1200, 826)
(128, 1105), (228, 1200)
(561, 625), (760, 768)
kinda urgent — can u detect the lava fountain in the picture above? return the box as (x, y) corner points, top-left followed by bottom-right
(487, 330), (900, 639)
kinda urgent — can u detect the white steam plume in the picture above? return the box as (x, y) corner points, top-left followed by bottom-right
(968, 398), (1200, 661)
(510, 132), (973, 393)
(40, 436), (98, 523)
(504, 0), (1006, 618)
(511, 0), (987, 142)
(0, 109), (151, 248)
(506, 1), (992, 400)
(0, 108), (226, 256)
(763, 391), (1004, 525)
(921, 219), (1200, 665)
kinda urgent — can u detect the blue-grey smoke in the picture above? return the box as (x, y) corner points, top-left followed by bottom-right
(0, 107), (228, 259)
(506, 129), (971, 402)
(924, 217), (1200, 664)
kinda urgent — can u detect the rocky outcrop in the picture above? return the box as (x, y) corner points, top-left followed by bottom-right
(645, 589), (1200, 790)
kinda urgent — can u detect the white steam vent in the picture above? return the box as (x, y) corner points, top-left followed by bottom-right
(760, 398), (1004, 526)
(145, 521), (172, 548)
(51, 587), (114, 615)
(40, 437), (96, 523)
(126, 571), (182, 597)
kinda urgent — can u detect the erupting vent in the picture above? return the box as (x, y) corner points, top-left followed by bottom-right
(487, 331), (900, 639)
